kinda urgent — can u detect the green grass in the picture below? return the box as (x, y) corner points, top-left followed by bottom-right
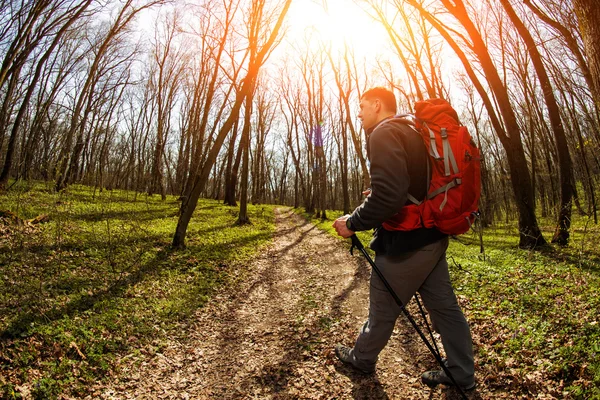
(299, 207), (600, 399)
(2, 183), (599, 399)
(450, 230), (600, 399)
(0, 182), (276, 399)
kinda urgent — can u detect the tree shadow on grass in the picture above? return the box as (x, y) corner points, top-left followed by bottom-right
(72, 207), (176, 223)
(544, 249), (600, 275)
(2, 224), (274, 341)
(1, 246), (173, 339)
(451, 232), (516, 252)
(16, 233), (166, 255)
(55, 189), (178, 204)
(185, 230), (273, 263)
(11, 220), (242, 259)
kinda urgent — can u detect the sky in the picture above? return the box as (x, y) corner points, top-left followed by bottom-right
(284, 0), (391, 58)
(134, 0), (393, 61)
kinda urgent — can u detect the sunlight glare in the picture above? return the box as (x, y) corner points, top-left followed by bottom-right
(286, 0), (389, 57)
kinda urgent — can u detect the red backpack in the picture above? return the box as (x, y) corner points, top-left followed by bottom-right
(382, 99), (481, 235)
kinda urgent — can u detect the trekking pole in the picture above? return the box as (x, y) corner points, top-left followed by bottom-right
(414, 293), (442, 357)
(349, 235), (468, 400)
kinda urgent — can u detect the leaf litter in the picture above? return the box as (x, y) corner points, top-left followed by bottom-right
(95, 208), (547, 399)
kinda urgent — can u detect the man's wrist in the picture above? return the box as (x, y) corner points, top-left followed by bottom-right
(346, 217), (356, 232)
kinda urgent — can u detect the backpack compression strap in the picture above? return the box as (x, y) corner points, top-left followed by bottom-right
(441, 128), (459, 177)
(422, 122), (442, 160)
(426, 126), (461, 211)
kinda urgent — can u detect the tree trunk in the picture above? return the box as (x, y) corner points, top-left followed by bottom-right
(408, 0), (546, 248)
(172, 0), (292, 248)
(0, 66), (23, 189)
(223, 119), (240, 206)
(341, 124), (350, 214)
(574, 0), (600, 108)
(500, 0), (574, 245)
(237, 90), (254, 225)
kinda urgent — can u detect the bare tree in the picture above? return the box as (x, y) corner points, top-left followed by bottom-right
(499, 0), (574, 245)
(55, 0), (166, 191)
(173, 0), (292, 248)
(327, 44), (370, 202)
(0, 0), (96, 190)
(148, 11), (186, 200)
(573, 0), (600, 106)
(405, 0), (546, 248)
(251, 80), (276, 205)
(367, 0), (446, 99)
(236, 82), (255, 225)
(222, 117), (242, 206)
(280, 65), (311, 210)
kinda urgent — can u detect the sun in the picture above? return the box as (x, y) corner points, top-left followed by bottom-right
(285, 0), (390, 57)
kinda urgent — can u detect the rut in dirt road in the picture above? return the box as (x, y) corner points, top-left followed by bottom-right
(101, 207), (475, 399)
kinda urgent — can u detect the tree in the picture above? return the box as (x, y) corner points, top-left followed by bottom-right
(573, 0), (600, 107)
(148, 11), (185, 200)
(236, 83), (255, 225)
(250, 81), (276, 205)
(280, 65), (311, 210)
(368, 0), (446, 100)
(55, 0), (165, 191)
(327, 45), (370, 203)
(404, 0), (547, 248)
(172, 0), (292, 248)
(0, 0), (95, 190)
(499, 0), (574, 245)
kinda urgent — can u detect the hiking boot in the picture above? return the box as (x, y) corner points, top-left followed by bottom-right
(334, 344), (375, 374)
(422, 370), (475, 391)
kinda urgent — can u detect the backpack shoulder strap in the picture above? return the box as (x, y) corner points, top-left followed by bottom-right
(386, 115), (431, 206)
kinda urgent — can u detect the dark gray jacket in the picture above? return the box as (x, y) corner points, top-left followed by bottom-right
(347, 117), (446, 254)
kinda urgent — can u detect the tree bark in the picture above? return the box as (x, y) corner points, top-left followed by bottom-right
(237, 84), (254, 225)
(172, 0), (292, 248)
(500, 0), (574, 245)
(407, 0), (546, 248)
(573, 0), (600, 107)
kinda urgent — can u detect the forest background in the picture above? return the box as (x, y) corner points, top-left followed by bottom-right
(1, 0), (600, 398)
(0, 0), (599, 248)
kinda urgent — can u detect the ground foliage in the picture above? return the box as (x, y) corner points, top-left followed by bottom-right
(308, 210), (600, 399)
(87, 206), (475, 400)
(0, 182), (275, 399)
(0, 182), (598, 399)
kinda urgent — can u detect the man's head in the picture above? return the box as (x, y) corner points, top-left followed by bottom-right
(358, 87), (397, 130)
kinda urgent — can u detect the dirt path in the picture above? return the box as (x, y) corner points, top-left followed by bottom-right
(99, 208), (479, 399)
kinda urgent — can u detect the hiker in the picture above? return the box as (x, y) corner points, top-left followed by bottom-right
(332, 87), (475, 391)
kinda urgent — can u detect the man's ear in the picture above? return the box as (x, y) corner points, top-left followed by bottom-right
(374, 99), (381, 112)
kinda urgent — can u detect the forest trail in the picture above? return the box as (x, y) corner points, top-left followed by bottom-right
(98, 208), (479, 399)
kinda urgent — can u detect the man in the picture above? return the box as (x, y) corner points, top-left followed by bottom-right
(332, 87), (475, 391)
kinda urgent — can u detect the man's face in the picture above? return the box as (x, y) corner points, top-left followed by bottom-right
(358, 97), (379, 130)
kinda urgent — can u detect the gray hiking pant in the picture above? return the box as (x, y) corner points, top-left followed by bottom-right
(351, 237), (474, 385)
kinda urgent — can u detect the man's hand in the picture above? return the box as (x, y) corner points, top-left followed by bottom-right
(333, 214), (354, 238)
(362, 188), (371, 196)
